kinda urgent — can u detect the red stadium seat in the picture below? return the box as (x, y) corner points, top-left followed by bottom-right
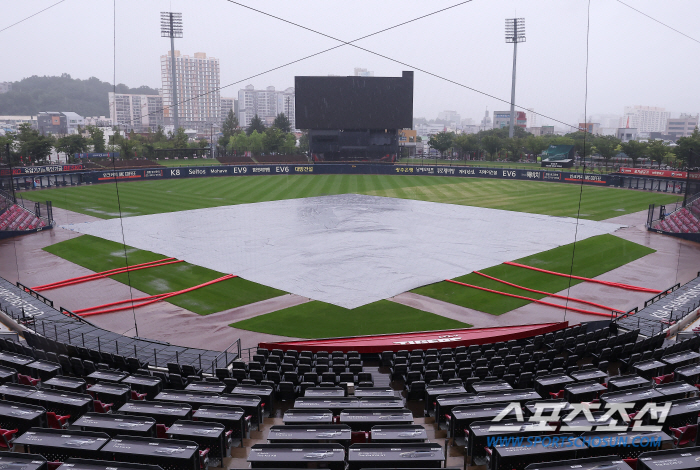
(93, 400), (113, 413)
(47, 412), (70, 429)
(670, 425), (697, 447)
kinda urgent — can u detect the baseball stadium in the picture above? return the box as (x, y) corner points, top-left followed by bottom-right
(1, 2), (700, 470)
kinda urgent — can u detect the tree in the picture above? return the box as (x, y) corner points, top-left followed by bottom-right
(0, 133), (17, 165)
(646, 139), (670, 167)
(452, 134), (479, 160)
(272, 113), (291, 133)
(246, 114), (265, 136)
(15, 123), (54, 164)
(228, 133), (249, 155)
(281, 133), (297, 154)
(0, 74), (159, 117)
(524, 135), (549, 160)
(219, 109), (239, 149)
(564, 131), (595, 158)
(172, 128), (189, 149)
(299, 132), (309, 153)
(56, 134), (88, 162)
(263, 127), (286, 154)
(427, 131), (454, 157)
(481, 135), (502, 160)
(504, 137), (523, 162)
(674, 128), (700, 168)
(248, 130), (264, 155)
(85, 125), (106, 153)
(153, 126), (167, 143)
(592, 135), (621, 169)
(620, 140), (647, 168)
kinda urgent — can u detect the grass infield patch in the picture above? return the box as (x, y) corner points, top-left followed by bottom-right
(230, 300), (471, 339)
(412, 234), (655, 315)
(43, 235), (285, 315)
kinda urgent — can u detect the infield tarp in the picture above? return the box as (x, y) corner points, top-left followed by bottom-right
(62, 195), (625, 309)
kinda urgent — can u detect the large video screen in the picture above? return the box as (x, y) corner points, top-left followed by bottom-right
(295, 71), (413, 130)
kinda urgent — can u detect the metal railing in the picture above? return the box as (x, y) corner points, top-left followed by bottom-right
(209, 338), (241, 374)
(644, 283), (681, 308)
(16, 282), (53, 308)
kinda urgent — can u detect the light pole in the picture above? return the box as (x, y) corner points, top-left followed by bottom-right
(505, 18), (525, 139)
(161, 12), (183, 133)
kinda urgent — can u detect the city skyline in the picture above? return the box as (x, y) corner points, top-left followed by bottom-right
(2, 0), (699, 131)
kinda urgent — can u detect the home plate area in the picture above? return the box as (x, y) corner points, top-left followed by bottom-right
(63, 194), (623, 309)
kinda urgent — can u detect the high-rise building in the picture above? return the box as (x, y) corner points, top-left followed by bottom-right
(620, 106), (670, 134)
(220, 97), (237, 123)
(237, 85), (295, 130)
(437, 110), (461, 125)
(666, 113), (699, 138)
(354, 68), (374, 77)
(161, 51), (220, 131)
(108, 92), (164, 132)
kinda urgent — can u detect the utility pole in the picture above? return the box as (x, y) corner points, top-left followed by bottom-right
(505, 18), (526, 139)
(161, 12), (183, 133)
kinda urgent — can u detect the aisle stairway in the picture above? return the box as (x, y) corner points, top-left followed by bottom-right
(220, 360), (465, 469)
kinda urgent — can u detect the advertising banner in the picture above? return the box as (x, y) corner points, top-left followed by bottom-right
(74, 153), (120, 159)
(619, 167), (700, 180)
(1, 164), (84, 176)
(24, 163), (612, 187)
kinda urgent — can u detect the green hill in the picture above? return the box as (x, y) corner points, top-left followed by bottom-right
(0, 74), (158, 117)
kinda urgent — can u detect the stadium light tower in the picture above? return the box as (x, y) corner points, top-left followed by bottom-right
(161, 12), (183, 132)
(505, 18), (525, 139)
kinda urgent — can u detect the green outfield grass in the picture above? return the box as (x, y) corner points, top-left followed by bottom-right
(230, 299), (471, 338)
(43, 235), (285, 315)
(412, 234), (655, 315)
(21, 174), (680, 221)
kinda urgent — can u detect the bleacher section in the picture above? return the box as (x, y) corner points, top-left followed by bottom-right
(0, 309), (698, 469)
(0, 276), (236, 374)
(653, 198), (700, 235)
(216, 156), (255, 165)
(617, 274), (700, 337)
(253, 155), (309, 164)
(0, 191), (51, 238)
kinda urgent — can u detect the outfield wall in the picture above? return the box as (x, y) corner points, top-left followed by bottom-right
(3, 163), (689, 195)
(5, 164), (613, 185)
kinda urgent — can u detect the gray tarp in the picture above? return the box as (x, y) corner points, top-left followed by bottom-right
(63, 195), (624, 309)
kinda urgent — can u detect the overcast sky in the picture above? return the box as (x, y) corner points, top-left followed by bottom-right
(2, 0), (699, 129)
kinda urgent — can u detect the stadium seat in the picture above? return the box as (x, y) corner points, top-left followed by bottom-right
(277, 381), (296, 401)
(0, 428), (18, 451)
(653, 373), (674, 385)
(156, 424), (169, 439)
(94, 400), (113, 413)
(46, 412), (70, 429)
(670, 424), (698, 447)
(131, 390), (147, 400)
(18, 374), (40, 386)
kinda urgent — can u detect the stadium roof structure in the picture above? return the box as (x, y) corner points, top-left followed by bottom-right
(542, 145), (575, 161)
